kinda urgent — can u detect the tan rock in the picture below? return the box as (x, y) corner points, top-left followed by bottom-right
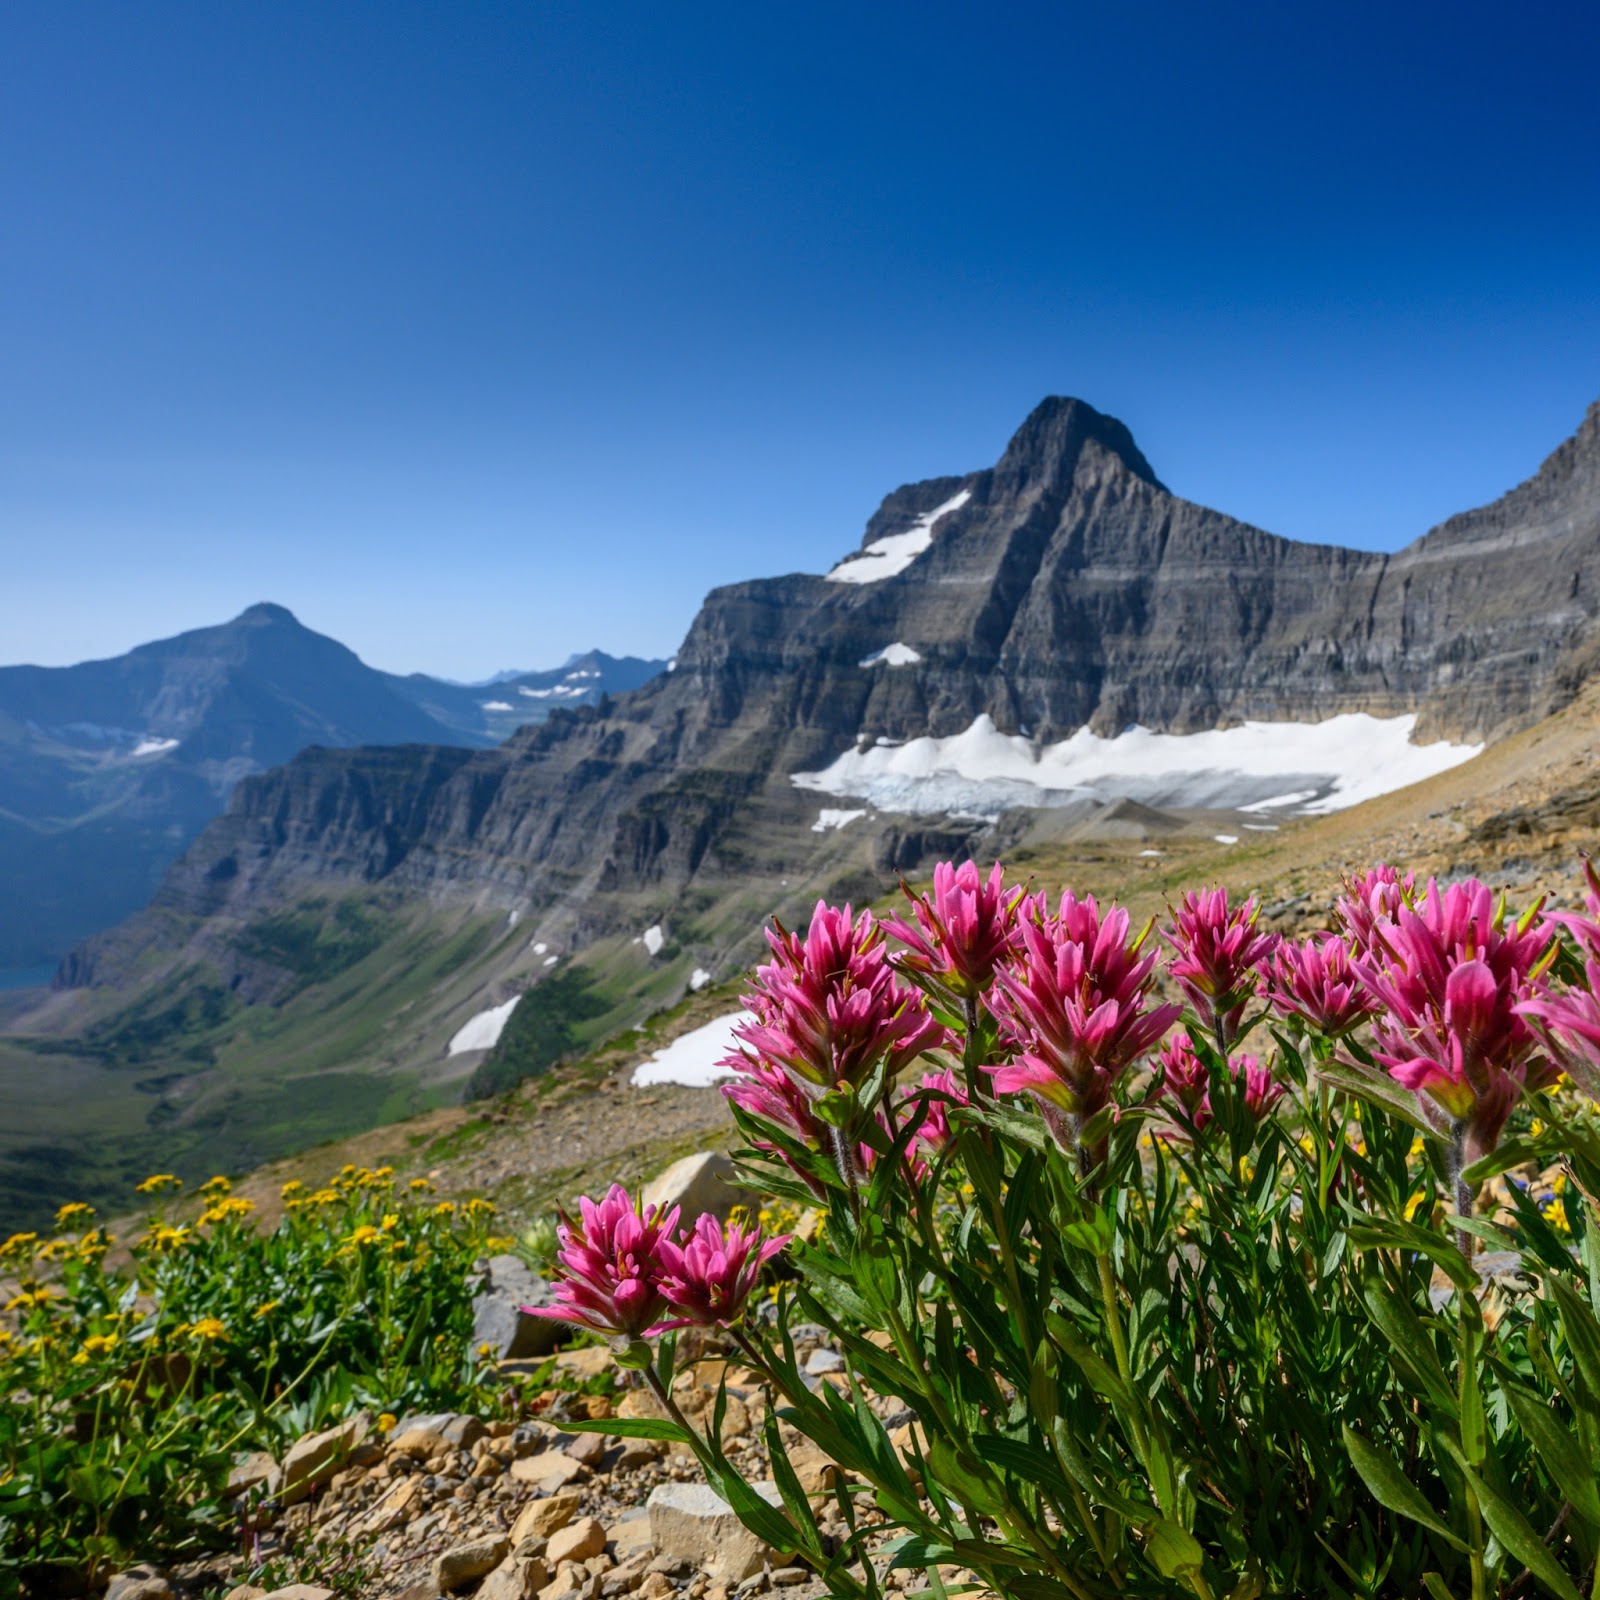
(537, 1577), (587, 1600)
(390, 1411), (487, 1460)
(555, 1344), (614, 1380)
(787, 1442), (840, 1495)
(480, 1558), (552, 1600)
(547, 1516), (608, 1566)
(614, 1437), (665, 1471)
(606, 1509), (654, 1560)
(511, 1451), (588, 1491)
(275, 1415), (369, 1505)
(225, 1450), (276, 1499)
(437, 1534), (514, 1591)
(638, 1575), (675, 1600)
(646, 1481), (789, 1585)
(512, 1486), (584, 1543)
(352, 1474), (423, 1537)
(223, 1587), (268, 1600)
(105, 1572), (174, 1600)
(641, 1151), (740, 1225)
(564, 1430), (610, 1467)
(258, 1588), (337, 1600)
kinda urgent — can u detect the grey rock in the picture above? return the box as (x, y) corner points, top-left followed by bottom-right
(474, 1254), (561, 1360)
(436, 1533), (512, 1590)
(105, 1570), (174, 1600)
(646, 1481), (788, 1585)
(802, 1348), (844, 1376)
(641, 1151), (740, 1225)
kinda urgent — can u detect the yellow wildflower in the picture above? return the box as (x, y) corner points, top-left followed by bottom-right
(6, 1287), (56, 1311)
(136, 1174), (182, 1195)
(345, 1224), (382, 1247)
(198, 1175), (233, 1197)
(54, 1201), (96, 1230)
(281, 1179), (306, 1198)
(82, 1332), (119, 1359)
(254, 1300), (280, 1318)
(309, 1188), (341, 1207)
(188, 1317), (227, 1342)
(433, 1201), (457, 1217)
(145, 1224), (191, 1251)
(378, 1411), (397, 1433)
(380, 1213), (400, 1231)
(408, 1178), (433, 1193)
(36, 1239), (73, 1262)
(201, 1196), (256, 1225)
(1, 1232), (40, 1263)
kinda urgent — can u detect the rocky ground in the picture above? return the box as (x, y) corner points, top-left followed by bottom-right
(101, 1325), (886, 1600)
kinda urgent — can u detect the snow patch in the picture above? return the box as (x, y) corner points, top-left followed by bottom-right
(1214, 834), (1240, 845)
(860, 642), (922, 668)
(689, 967), (713, 991)
(792, 713), (1480, 821)
(812, 808), (867, 833)
(481, 700), (514, 712)
(506, 909), (521, 929)
(532, 941), (548, 955)
(1139, 849), (1165, 857)
(825, 488), (972, 585)
(131, 737), (179, 757)
(447, 995), (521, 1056)
(642, 924), (665, 956)
(543, 955), (559, 967)
(632, 1011), (754, 1088)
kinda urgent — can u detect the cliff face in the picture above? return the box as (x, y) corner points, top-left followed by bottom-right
(61, 395), (1600, 987)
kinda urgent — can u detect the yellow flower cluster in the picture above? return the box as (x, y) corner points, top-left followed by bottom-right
(135, 1174), (183, 1195)
(200, 1196), (256, 1226)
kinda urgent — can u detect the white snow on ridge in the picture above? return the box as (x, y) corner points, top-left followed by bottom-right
(689, 967), (713, 991)
(792, 713), (1481, 820)
(826, 488), (972, 585)
(860, 642), (922, 668)
(131, 737), (179, 757)
(812, 808), (866, 833)
(642, 924), (665, 956)
(632, 1010), (754, 1088)
(447, 995), (521, 1056)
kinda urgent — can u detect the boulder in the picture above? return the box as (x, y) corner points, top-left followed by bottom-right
(511, 1451), (588, 1491)
(437, 1534), (513, 1591)
(645, 1481), (788, 1585)
(257, 1589), (336, 1600)
(389, 1410), (488, 1458)
(225, 1450), (276, 1499)
(641, 1152), (739, 1226)
(274, 1415), (369, 1505)
(564, 1430), (610, 1468)
(547, 1516), (608, 1567)
(474, 1254), (561, 1359)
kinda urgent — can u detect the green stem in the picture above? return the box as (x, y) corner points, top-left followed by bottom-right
(1096, 1249), (1152, 1472)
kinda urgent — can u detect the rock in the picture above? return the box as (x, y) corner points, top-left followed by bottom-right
(390, 1411), (487, 1459)
(474, 1254), (562, 1359)
(555, 1345), (614, 1380)
(637, 1578), (675, 1600)
(352, 1474), (424, 1536)
(771, 1571), (811, 1588)
(481, 1557), (552, 1600)
(606, 1508), (655, 1560)
(437, 1533), (514, 1590)
(614, 1436), (666, 1471)
(564, 1430), (610, 1467)
(645, 1480), (788, 1585)
(105, 1571), (174, 1600)
(641, 1152), (739, 1226)
(224, 1588), (269, 1600)
(275, 1415), (369, 1505)
(257, 1589), (336, 1600)
(787, 1442), (840, 1495)
(548, 1516), (608, 1566)
(225, 1449), (277, 1499)
(511, 1451), (588, 1491)
(512, 1486), (585, 1543)
(803, 1348), (843, 1376)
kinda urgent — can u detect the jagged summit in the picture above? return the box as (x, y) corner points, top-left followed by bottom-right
(992, 395), (1165, 494)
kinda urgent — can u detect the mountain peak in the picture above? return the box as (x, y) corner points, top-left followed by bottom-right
(994, 396), (1165, 493)
(235, 602), (303, 627)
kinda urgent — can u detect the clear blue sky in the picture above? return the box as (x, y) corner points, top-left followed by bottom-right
(3, 1), (1597, 678)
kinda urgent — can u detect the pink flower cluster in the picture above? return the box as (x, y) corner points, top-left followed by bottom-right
(989, 892), (1182, 1139)
(1154, 1034), (1284, 1135)
(1163, 888), (1280, 1046)
(1522, 858), (1600, 1101)
(887, 860), (1030, 1000)
(1351, 877), (1555, 1157)
(526, 1185), (788, 1345)
(1261, 932), (1376, 1036)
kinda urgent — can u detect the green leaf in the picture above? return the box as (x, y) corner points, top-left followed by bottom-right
(558, 1416), (687, 1441)
(1359, 1276), (1456, 1413)
(1315, 1061), (1433, 1133)
(1146, 1518), (1205, 1579)
(1461, 1135), (1545, 1186)
(1503, 1382), (1600, 1529)
(1348, 1216), (1477, 1290)
(1549, 1276), (1600, 1404)
(1341, 1426), (1466, 1551)
(1441, 1440), (1586, 1600)
(1421, 1574), (1456, 1600)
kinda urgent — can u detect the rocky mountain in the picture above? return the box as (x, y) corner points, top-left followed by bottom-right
(0, 605), (663, 969)
(70, 391), (1600, 978)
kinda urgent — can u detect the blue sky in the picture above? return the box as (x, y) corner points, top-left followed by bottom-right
(3, 1), (1597, 678)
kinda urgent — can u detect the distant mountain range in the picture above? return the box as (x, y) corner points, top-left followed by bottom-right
(0, 606), (664, 967)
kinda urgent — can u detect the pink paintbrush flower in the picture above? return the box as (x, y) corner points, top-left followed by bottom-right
(732, 901), (948, 1103)
(1260, 932), (1377, 1036)
(1153, 1034), (1283, 1136)
(886, 860), (1029, 1000)
(1353, 877), (1555, 1159)
(655, 1213), (790, 1330)
(988, 891), (1182, 1145)
(1520, 857), (1600, 1102)
(1334, 864), (1416, 958)
(1162, 888), (1279, 1047)
(524, 1185), (678, 1343)
(904, 1067), (969, 1158)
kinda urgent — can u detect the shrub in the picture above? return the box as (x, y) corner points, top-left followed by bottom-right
(546, 861), (1600, 1600)
(0, 1165), (501, 1593)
